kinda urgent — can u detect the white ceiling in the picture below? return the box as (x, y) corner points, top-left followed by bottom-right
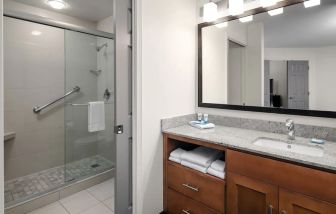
(258, 0), (336, 48)
(13, 0), (113, 22)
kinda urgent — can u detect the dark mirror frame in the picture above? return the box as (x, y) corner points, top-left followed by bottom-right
(198, 0), (336, 118)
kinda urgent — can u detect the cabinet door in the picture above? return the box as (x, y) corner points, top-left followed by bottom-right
(227, 172), (278, 214)
(279, 188), (336, 214)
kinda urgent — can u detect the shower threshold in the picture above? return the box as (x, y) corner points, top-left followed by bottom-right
(5, 155), (114, 208)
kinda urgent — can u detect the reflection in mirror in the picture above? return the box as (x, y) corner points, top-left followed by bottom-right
(201, 0), (336, 112)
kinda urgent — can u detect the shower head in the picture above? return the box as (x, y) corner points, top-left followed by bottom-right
(96, 43), (108, 52)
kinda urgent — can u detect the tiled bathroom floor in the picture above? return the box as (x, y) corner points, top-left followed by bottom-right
(27, 178), (114, 214)
(5, 155), (114, 207)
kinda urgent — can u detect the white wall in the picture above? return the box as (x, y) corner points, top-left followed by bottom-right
(202, 26), (228, 104)
(269, 61), (288, 108)
(139, 0), (197, 213)
(265, 46), (336, 111)
(244, 22), (264, 106)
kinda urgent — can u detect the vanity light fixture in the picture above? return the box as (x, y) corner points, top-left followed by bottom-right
(31, 31), (42, 36)
(304, 0), (321, 8)
(47, 0), (66, 10)
(203, 1), (218, 22)
(229, 0), (244, 16)
(215, 22), (228, 28)
(268, 7), (284, 16)
(239, 15), (253, 23)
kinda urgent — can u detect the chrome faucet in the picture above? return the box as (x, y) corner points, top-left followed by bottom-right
(285, 119), (295, 141)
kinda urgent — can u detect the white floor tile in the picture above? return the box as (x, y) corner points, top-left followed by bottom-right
(103, 197), (114, 211)
(87, 179), (114, 201)
(79, 203), (113, 214)
(60, 190), (100, 214)
(27, 202), (69, 214)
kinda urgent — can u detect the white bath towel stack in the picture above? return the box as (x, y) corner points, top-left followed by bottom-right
(180, 147), (221, 173)
(207, 160), (225, 179)
(168, 148), (186, 164)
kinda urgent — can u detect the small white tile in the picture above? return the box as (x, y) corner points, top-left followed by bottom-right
(79, 203), (113, 214)
(87, 179), (114, 201)
(27, 202), (68, 214)
(103, 197), (114, 211)
(60, 190), (99, 214)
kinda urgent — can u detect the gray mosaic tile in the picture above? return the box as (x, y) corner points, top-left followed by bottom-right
(5, 155), (114, 208)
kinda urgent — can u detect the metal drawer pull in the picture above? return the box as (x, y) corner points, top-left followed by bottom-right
(269, 205), (273, 214)
(182, 183), (199, 192)
(282, 210), (287, 214)
(182, 209), (191, 214)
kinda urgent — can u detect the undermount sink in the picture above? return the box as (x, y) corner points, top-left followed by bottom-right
(253, 138), (324, 157)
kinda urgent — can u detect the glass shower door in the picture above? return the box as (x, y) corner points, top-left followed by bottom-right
(64, 30), (115, 183)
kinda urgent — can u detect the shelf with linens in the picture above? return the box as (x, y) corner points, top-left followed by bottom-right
(163, 134), (226, 214)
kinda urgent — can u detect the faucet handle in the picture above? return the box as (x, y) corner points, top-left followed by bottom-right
(285, 119), (294, 127)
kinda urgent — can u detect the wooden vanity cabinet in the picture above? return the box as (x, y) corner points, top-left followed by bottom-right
(163, 134), (226, 214)
(227, 172), (278, 214)
(163, 134), (336, 214)
(279, 189), (336, 214)
(226, 150), (336, 214)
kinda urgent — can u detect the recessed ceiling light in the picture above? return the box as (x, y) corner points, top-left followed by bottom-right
(229, 0), (244, 16)
(203, 2), (218, 22)
(268, 7), (284, 16)
(239, 15), (253, 23)
(215, 22), (228, 28)
(31, 31), (42, 36)
(304, 0), (321, 8)
(47, 0), (66, 10)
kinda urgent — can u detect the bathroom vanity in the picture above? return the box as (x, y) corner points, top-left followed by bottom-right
(162, 124), (336, 214)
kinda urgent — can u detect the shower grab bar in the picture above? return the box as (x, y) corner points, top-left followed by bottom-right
(70, 102), (113, 106)
(33, 86), (81, 113)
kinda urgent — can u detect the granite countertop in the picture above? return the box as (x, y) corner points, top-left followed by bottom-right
(163, 125), (336, 172)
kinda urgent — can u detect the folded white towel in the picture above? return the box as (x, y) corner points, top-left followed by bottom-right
(88, 101), (105, 132)
(170, 148), (186, 159)
(189, 121), (215, 129)
(181, 160), (208, 174)
(181, 147), (221, 168)
(208, 167), (225, 179)
(169, 156), (181, 164)
(210, 160), (225, 172)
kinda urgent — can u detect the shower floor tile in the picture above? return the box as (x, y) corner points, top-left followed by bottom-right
(5, 155), (114, 208)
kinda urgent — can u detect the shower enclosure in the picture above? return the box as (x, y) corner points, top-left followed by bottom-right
(4, 16), (115, 208)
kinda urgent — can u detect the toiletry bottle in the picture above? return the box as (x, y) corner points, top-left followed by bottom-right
(203, 114), (209, 124)
(197, 113), (202, 122)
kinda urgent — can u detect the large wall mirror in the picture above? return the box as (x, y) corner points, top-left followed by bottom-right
(198, 0), (336, 117)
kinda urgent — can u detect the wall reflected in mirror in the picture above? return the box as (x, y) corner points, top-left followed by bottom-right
(201, 0), (336, 112)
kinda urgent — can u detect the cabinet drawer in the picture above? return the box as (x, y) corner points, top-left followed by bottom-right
(227, 150), (336, 204)
(167, 162), (225, 213)
(167, 188), (221, 214)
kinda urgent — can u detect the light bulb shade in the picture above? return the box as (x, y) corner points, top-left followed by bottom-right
(47, 0), (66, 9)
(260, 0), (277, 8)
(268, 7), (283, 16)
(203, 2), (218, 22)
(304, 0), (321, 8)
(229, 0), (244, 16)
(239, 15), (253, 23)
